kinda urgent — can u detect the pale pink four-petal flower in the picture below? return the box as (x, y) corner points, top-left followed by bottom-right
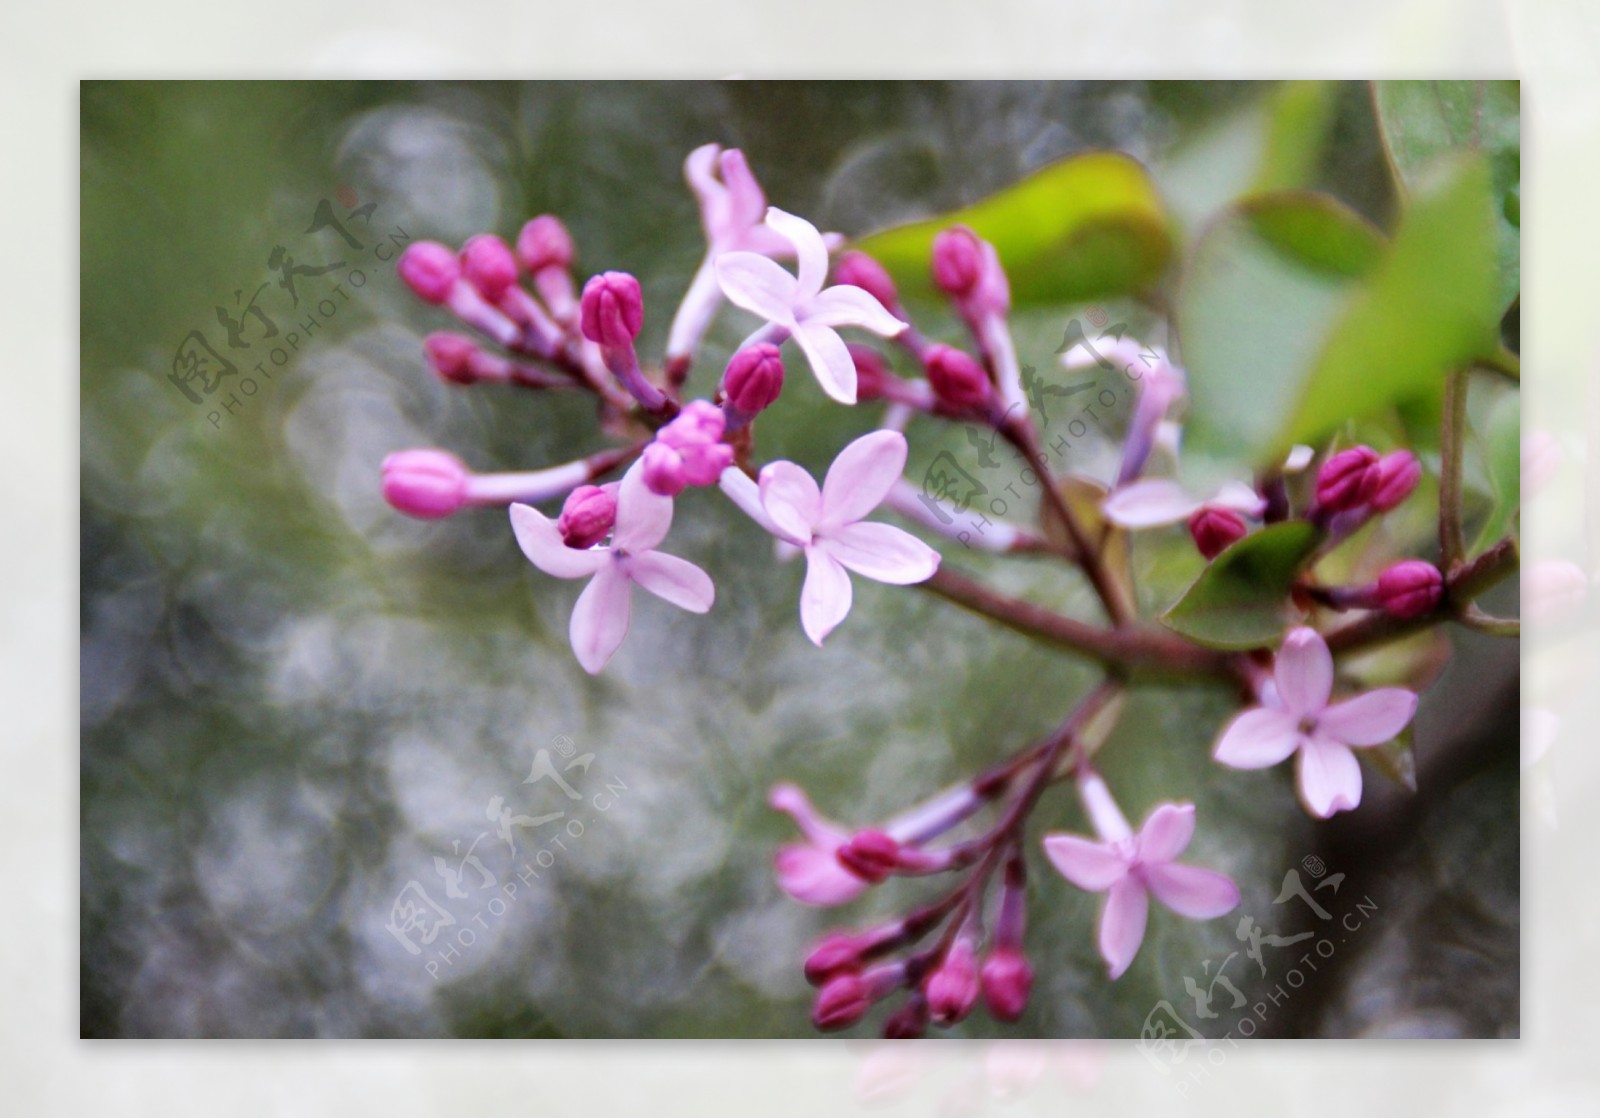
(1102, 478), (1266, 529)
(1213, 626), (1418, 818)
(1043, 773), (1239, 980)
(510, 462), (714, 674)
(720, 430), (940, 646)
(768, 783), (869, 906)
(715, 208), (907, 404)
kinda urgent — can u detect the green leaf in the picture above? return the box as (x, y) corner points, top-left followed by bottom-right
(1159, 522), (1321, 650)
(1253, 81), (1339, 193)
(1283, 156), (1501, 451)
(1156, 82), (1336, 235)
(853, 151), (1173, 306)
(1180, 160), (1501, 464)
(1472, 391), (1521, 552)
(1373, 80), (1520, 311)
(1366, 724), (1419, 793)
(1179, 192), (1385, 460)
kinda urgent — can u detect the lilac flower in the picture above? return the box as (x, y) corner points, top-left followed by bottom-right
(1043, 773), (1239, 980)
(720, 430), (940, 645)
(668, 145), (845, 362)
(1213, 626), (1418, 818)
(1102, 478), (1265, 530)
(769, 783), (869, 906)
(715, 208), (907, 405)
(509, 462), (713, 674)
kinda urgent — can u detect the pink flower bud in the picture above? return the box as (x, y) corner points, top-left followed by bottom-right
(556, 484), (618, 548)
(925, 343), (992, 411)
(642, 401), (734, 496)
(836, 830), (901, 883)
(1370, 450), (1422, 512)
(640, 442), (690, 498)
(979, 947), (1034, 1023)
(1315, 446), (1382, 513)
(661, 399), (728, 447)
(381, 449), (469, 519)
(812, 972), (870, 1032)
(804, 932), (865, 985)
(833, 250), (899, 311)
(516, 215), (574, 272)
(423, 332), (480, 385)
(723, 343), (785, 416)
(1377, 560), (1443, 619)
(579, 271), (644, 347)
(882, 996), (929, 1040)
(396, 241), (461, 304)
(925, 939), (980, 1026)
(1188, 506), (1248, 560)
(848, 344), (891, 402)
(931, 226), (985, 299)
(459, 234), (520, 301)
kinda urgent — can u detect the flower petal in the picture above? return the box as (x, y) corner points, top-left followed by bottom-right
(626, 551), (715, 613)
(509, 504), (607, 579)
(715, 250), (799, 323)
(1317, 688), (1418, 747)
(792, 321), (858, 404)
(718, 148), (767, 232)
(1101, 479), (1202, 528)
(804, 284), (907, 336)
(774, 843), (867, 906)
(758, 460), (822, 543)
(1274, 626), (1333, 717)
(1211, 479), (1267, 518)
(1136, 802), (1195, 864)
(611, 461), (674, 553)
(569, 565), (632, 675)
(819, 429), (908, 528)
(684, 143), (725, 228)
(1212, 706), (1302, 769)
(720, 464), (802, 544)
(764, 206), (828, 298)
(821, 522), (940, 585)
(1099, 878), (1150, 980)
(1296, 738), (1363, 818)
(799, 546), (853, 646)
(1142, 862), (1240, 919)
(1042, 834), (1128, 892)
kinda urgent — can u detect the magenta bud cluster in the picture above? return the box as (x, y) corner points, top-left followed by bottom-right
(1371, 450), (1422, 512)
(396, 241), (461, 305)
(924, 344), (993, 412)
(1316, 446), (1382, 513)
(1188, 506), (1248, 560)
(381, 449), (469, 520)
(556, 484), (619, 549)
(722, 343), (785, 416)
(931, 226), (985, 299)
(1377, 559), (1443, 618)
(833, 250), (900, 312)
(640, 400), (734, 497)
(580, 271), (645, 347)
(517, 215), (574, 273)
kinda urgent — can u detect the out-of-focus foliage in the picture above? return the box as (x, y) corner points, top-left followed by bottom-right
(856, 152), (1173, 305)
(1373, 80), (1520, 313)
(80, 81), (1518, 1040)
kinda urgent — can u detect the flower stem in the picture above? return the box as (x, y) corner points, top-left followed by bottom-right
(918, 565), (1231, 678)
(998, 414), (1133, 626)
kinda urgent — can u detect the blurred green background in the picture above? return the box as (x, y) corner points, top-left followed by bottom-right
(80, 80), (1518, 1038)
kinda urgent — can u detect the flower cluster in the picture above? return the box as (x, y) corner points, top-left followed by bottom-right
(375, 141), (1508, 1036)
